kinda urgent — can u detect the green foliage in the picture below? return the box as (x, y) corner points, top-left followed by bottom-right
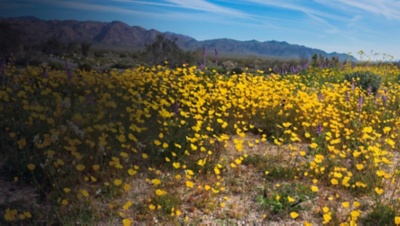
(81, 41), (92, 57)
(41, 37), (66, 56)
(110, 61), (136, 69)
(152, 192), (182, 217)
(343, 70), (382, 94)
(242, 154), (297, 180)
(231, 67), (243, 75)
(264, 164), (297, 181)
(311, 54), (341, 69)
(361, 204), (397, 226)
(78, 61), (93, 71)
(256, 183), (314, 217)
(144, 34), (195, 67)
(47, 61), (65, 70)
(0, 21), (21, 56)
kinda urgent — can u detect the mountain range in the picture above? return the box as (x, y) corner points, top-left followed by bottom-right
(0, 16), (355, 61)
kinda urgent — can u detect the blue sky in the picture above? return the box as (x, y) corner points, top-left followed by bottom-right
(1, 0), (400, 60)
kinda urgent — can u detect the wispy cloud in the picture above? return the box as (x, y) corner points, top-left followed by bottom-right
(246, 0), (347, 21)
(0, 0), (35, 9)
(113, 0), (181, 9)
(164, 0), (247, 17)
(35, 0), (143, 15)
(333, 0), (400, 20)
(243, 0), (346, 35)
(120, 0), (248, 17)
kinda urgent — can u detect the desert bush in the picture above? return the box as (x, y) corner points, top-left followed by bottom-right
(343, 70), (382, 94)
(231, 67), (243, 75)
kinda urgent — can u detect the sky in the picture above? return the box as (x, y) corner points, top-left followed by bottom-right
(1, 0), (400, 61)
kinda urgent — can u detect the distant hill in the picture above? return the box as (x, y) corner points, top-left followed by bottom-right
(0, 16), (356, 61)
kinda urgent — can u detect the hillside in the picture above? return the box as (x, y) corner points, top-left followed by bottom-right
(0, 16), (355, 61)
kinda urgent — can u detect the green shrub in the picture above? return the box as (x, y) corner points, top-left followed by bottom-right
(361, 204), (397, 226)
(78, 62), (93, 71)
(231, 67), (243, 75)
(343, 71), (382, 94)
(48, 61), (64, 70)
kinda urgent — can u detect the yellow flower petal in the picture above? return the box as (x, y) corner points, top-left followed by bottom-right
(290, 211), (299, 219)
(114, 179), (122, 186)
(186, 180), (194, 188)
(27, 163), (35, 171)
(122, 218), (132, 226)
(81, 189), (89, 197)
(375, 187), (384, 195)
(76, 164), (85, 171)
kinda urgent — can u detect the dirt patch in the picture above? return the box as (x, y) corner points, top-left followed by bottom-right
(0, 159), (45, 223)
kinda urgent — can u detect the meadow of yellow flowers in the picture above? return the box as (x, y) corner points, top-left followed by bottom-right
(0, 62), (400, 225)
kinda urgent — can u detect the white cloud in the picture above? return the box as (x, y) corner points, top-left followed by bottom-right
(113, 0), (181, 9)
(243, 0), (351, 36)
(0, 1), (34, 9)
(317, 0), (400, 21)
(164, 0), (248, 17)
(33, 0), (160, 17)
(335, 0), (400, 20)
(245, 0), (347, 21)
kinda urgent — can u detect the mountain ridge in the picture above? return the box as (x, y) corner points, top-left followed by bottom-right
(0, 16), (355, 61)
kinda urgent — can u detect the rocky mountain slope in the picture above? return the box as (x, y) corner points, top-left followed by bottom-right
(0, 16), (354, 60)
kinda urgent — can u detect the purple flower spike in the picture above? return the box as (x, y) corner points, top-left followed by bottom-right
(382, 94), (388, 105)
(1, 59), (6, 85)
(318, 92), (323, 102)
(202, 47), (206, 67)
(65, 61), (72, 81)
(358, 95), (363, 113)
(86, 94), (94, 105)
(42, 65), (48, 78)
(173, 100), (180, 117)
(316, 124), (323, 135)
(214, 49), (218, 65)
(367, 85), (372, 96)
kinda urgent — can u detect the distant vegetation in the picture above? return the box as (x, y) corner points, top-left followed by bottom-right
(1, 22), (398, 75)
(0, 30), (356, 73)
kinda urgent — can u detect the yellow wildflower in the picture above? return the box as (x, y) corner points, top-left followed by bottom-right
(4, 208), (18, 221)
(27, 163), (35, 171)
(290, 211), (299, 219)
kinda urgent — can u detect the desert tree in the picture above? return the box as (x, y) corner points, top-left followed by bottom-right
(0, 21), (21, 57)
(144, 34), (195, 67)
(81, 41), (92, 57)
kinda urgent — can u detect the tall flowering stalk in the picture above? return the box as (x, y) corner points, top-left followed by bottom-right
(42, 65), (48, 78)
(86, 94), (94, 105)
(214, 49), (218, 65)
(1, 58), (5, 86)
(316, 123), (323, 136)
(318, 92), (324, 102)
(65, 61), (72, 81)
(358, 95), (363, 114)
(382, 94), (388, 105)
(367, 85), (372, 96)
(202, 47), (206, 68)
(173, 100), (179, 117)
